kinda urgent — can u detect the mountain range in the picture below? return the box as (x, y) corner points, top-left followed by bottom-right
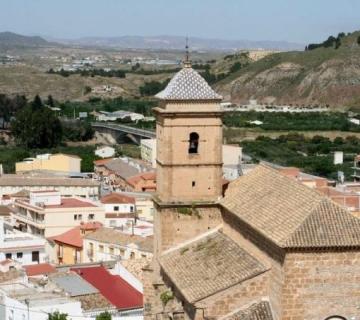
(48, 35), (304, 51)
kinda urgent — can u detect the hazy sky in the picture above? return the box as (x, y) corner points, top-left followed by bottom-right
(0, 0), (360, 43)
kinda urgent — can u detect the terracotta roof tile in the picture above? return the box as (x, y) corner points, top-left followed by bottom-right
(23, 263), (56, 276)
(221, 164), (360, 249)
(101, 193), (135, 204)
(222, 300), (274, 320)
(159, 231), (268, 303)
(49, 227), (83, 248)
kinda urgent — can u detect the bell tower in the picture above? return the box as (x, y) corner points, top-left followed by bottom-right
(152, 52), (224, 255)
(144, 47), (224, 319)
(154, 61), (223, 204)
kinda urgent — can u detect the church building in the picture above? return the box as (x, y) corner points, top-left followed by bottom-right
(143, 57), (360, 320)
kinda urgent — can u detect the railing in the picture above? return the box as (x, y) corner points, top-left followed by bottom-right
(92, 122), (156, 138)
(13, 212), (44, 225)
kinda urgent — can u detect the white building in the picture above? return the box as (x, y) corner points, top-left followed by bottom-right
(0, 175), (100, 200)
(222, 144), (243, 181)
(95, 146), (115, 159)
(101, 193), (136, 228)
(140, 139), (157, 168)
(0, 282), (83, 320)
(97, 111), (144, 122)
(12, 191), (105, 237)
(83, 227), (153, 263)
(0, 218), (46, 265)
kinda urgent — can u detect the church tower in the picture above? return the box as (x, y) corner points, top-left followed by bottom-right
(152, 54), (224, 254)
(143, 48), (225, 319)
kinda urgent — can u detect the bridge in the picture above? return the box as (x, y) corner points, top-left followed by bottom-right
(91, 122), (156, 144)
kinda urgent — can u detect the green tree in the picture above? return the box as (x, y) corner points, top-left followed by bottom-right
(31, 95), (43, 110)
(11, 103), (63, 148)
(47, 95), (55, 107)
(357, 35), (360, 45)
(48, 311), (68, 320)
(96, 311), (112, 320)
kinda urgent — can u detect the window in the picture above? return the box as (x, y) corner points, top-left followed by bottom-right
(120, 248), (125, 256)
(188, 132), (199, 154)
(130, 206), (134, 213)
(5, 253), (12, 260)
(192, 181), (196, 187)
(114, 206), (119, 211)
(74, 214), (77, 221)
(110, 220), (116, 227)
(74, 214), (83, 221)
(324, 317), (347, 320)
(32, 251), (39, 262)
(16, 252), (23, 259)
(130, 252), (135, 259)
(99, 245), (104, 253)
(109, 247), (114, 255)
(88, 214), (95, 220)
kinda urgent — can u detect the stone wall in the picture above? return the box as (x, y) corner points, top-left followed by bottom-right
(154, 205), (223, 254)
(282, 251), (360, 320)
(197, 273), (269, 319)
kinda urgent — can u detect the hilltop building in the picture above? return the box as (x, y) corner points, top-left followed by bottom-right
(15, 153), (81, 176)
(144, 60), (360, 320)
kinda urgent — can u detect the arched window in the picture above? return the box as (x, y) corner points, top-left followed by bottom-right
(189, 132), (199, 154)
(325, 316), (347, 320)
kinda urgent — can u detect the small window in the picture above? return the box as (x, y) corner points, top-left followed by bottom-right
(78, 214), (82, 220)
(109, 247), (114, 255)
(110, 220), (116, 227)
(188, 132), (199, 154)
(32, 251), (39, 262)
(5, 253), (12, 260)
(16, 252), (23, 259)
(88, 214), (94, 220)
(130, 206), (134, 213)
(74, 214), (77, 221)
(130, 252), (135, 259)
(99, 245), (104, 253)
(114, 206), (119, 211)
(192, 181), (196, 187)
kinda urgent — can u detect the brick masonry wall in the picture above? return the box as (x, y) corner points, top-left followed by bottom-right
(282, 251), (360, 320)
(197, 273), (269, 319)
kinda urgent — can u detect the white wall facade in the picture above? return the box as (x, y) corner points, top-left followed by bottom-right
(95, 147), (115, 159)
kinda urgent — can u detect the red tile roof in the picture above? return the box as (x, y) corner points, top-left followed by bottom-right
(49, 222), (102, 247)
(45, 198), (97, 209)
(71, 266), (142, 310)
(49, 227), (83, 248)
(126, 172), (156, 187)
(101, 193), (135, 204)
(23, 263), (57, 276)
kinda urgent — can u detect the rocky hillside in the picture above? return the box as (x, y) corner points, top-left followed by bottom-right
(215, 31), (360, 110)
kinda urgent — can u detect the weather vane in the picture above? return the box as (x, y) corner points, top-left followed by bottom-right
(184, 36), (191, 67)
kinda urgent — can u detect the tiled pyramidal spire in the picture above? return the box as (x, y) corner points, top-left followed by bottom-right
(155, 63), (222, 101)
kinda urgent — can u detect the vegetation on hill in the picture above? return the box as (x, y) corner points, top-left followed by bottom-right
(224, 111), (360, 132)
(241, 133), (360, 180)
(59, 96), (157, 117)
(215, 30), (360, 108)
(11, 95), (63, 148)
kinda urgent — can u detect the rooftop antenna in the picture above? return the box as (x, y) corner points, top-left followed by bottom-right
(184, 36), (191, 67)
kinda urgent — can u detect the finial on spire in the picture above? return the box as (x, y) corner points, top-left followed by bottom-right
(184, 36), (191, 68)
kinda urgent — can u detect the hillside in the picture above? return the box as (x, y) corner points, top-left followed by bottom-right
(0, 31), (55, 49)
(215, 31), (360, 110)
